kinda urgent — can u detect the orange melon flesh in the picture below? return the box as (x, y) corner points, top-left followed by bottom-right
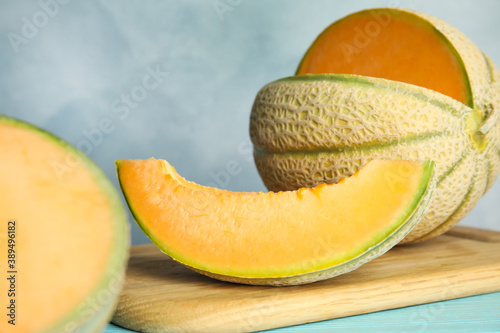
(297, 8), (470, 106)
(0, 117), (128, 332)
(117, 158), (434, 280)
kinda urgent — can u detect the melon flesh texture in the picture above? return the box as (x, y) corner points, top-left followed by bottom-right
(297, 8), (471, 106)
(0, 116), (128, 333)
(116, 158), (435, 286)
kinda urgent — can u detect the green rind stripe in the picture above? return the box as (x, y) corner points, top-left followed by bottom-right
(437, 151), (468, 186)
(254, 131), (449, 156)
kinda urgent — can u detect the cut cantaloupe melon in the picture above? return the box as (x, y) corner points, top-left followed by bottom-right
(0, 115), (129, 333)
(116, 158), (435, 286)
(252, 8), (500, 243)
(297, 8), (479, 107)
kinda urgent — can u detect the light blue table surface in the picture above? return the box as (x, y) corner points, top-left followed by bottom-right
(105, 291), (500, 333)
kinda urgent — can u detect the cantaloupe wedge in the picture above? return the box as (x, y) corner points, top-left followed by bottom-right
(0, 115), (129, 333)
(253, 8), (500, 243)
(116, 158), (435, 286)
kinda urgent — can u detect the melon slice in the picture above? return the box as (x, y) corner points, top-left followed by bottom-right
(0, 115), (129, 333)
(116, 158), (435, 286)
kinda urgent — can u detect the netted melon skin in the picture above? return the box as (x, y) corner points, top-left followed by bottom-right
(250, 75), (500, 243)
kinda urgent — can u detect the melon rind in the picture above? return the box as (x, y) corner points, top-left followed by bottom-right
(250, 73), (499, 244)
(0, 115), (129, 333)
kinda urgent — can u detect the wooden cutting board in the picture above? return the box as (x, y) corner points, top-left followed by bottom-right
(112, 226), (500, 333)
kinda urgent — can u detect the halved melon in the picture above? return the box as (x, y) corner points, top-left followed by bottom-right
(0, 115), (129, 333)
(116, 158), (435, 286)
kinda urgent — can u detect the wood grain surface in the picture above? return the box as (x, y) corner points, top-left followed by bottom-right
(112, 226), (500, 333)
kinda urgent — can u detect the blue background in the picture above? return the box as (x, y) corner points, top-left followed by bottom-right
(1, 0), (499, 245)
